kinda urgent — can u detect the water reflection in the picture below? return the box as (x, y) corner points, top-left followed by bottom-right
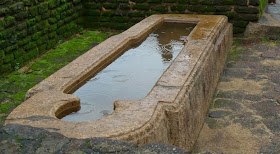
(62, 22), (195, 122)
(155, 22), (193, 62)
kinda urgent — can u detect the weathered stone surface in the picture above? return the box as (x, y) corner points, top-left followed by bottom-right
(206, 118), (230, 129)
(263, 119), (280, 134)
(261, 52), (278, 58)
(0, 0), (268, 74)
(194, 38), (280, 153)
(252, 100), (280, 118)
(270, 73), (280, 84)
(234, 6), (259, 14)
(223, 68), (247, 78)
(0, 124), (188, 154)
(214, 99), (242, 111)
(259, 136), (280, 153)
(5, 14), (233, 151)
(232, 113), (261, 129)
(209, 111), (231, 118)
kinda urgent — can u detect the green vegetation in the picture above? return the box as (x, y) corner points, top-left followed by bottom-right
(0, 31), (115, 126)
(228, 39), (243, 62)
(259, 0), (269, 18)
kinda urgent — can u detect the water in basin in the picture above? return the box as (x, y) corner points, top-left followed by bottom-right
(62, 22), (195, 122)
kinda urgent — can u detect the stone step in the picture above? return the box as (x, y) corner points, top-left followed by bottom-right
(245, 1), (280, 39)
(260, 0), (280, 25)
(259, 12), (280, 26)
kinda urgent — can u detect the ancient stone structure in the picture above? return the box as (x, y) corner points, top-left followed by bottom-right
(0, 0), (82, 74)
(81, 0), (262, 34)
(5, 14), (232, 151)
(0, 0), (266, 74)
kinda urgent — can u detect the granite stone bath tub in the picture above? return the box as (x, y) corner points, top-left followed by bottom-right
(5, 14), (232, 151)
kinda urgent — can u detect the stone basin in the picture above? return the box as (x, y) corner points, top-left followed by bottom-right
(5, 14), (232, 151)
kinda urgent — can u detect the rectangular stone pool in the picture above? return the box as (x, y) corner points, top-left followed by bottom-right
(63, 22), (196, 122)
(5, 14), (232, 151)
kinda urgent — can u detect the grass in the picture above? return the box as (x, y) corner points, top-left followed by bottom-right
(228, 39), (244, 62)
(0, 30), (116, 126)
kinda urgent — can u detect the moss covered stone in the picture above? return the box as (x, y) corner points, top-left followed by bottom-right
(29, 6), (38, 17)
(0, 50), (4, 59)
(4, 16), (16, 28)
(103, 3), (118, 9)
(0, 30), (113, 123)
(6, 44), (18, 54)
(9, 2), (25, 13)
(133, 4), (150, 10)
(235, 6), (259, 14)
(148, 0), (161, 3)
(39, 2), (49, 14)
(0, 7), (9, 16)
(24, 42), (37, 51)
(3, 54), (14, 63)
(132, 0), (146, 3)
(0, 0), (267, 75)
(48, 0), (60, 9)
(171, 4), (186, 13)
(152, 5), (168, 13)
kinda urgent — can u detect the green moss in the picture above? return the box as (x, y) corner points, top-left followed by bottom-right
(261, 37), (270, 43)
(171, 5), (186, 13)
(133, 4), (150, 10)
(229, 39), (243, 62)
(48, 0), (60, 9)
(163, 0), (177, 2)
(0, 31), (114, 125)
(148, 0), (161, 3)
(0, 50), (4, 59)
(85, 3), (102, 9)
(0, 20), (3, 31)
(152, 5), (168, 13)
(4, 16), (16, 28)
(103, 3), (118, 9)
(6, 44), (18, 54)
(73, 0), (81, 4)
(3, 54), (14, 63)
(24, 42), (37, 50)
(29, 6), (38, 17)
(259, 0), (268, 18)
(38, 2), (49, 14)
(26, 18), (36, 27)
(0, 102), (13, 114)
(0, 64), (12, 74)
(18, 37), (31, 46)
(32, 32), (41, 41)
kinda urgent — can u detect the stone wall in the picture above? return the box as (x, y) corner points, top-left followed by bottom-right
(81, 0), (262, 33)
(0, 0), (82, 74)
(0, 0), (267, 74)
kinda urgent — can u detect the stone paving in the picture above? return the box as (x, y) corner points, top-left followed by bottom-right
(260, 0), (280, 26)
(194, 38), (280, 153)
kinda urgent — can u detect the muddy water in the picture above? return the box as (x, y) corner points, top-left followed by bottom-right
(62, 22), (195, 121)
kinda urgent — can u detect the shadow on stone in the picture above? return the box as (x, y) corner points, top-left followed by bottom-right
(0, 124), (188, 154)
